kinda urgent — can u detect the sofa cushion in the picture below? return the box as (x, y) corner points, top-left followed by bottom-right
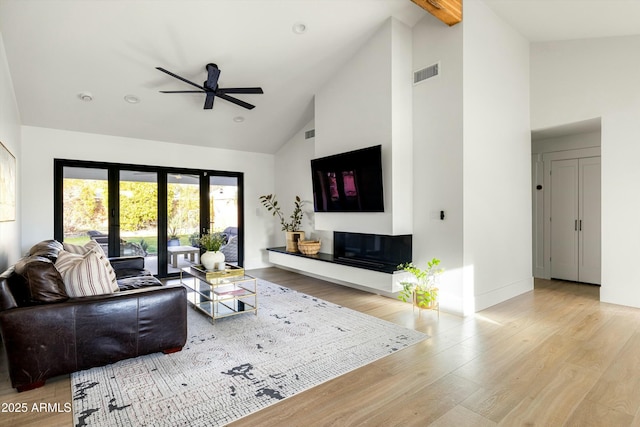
(62, 241), (117, 289)
(117, 275), (163, 291)
(55, 250), (119, 297)
(27, 240), (63, 262)
(12, 256), (69, 305)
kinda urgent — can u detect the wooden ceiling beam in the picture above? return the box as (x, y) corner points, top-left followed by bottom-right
(411, 0), (462, 26)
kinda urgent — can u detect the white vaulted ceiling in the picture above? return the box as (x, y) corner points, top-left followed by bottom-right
(1, 0), (640, 153)
(0, 0), (427, 153)
(483, 0), (640, 42)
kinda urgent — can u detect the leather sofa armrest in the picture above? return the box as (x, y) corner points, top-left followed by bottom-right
(109, 256), (145, 271)
(0, 276), (18, 311)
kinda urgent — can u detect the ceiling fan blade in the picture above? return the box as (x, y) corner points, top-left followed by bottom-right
(216, 93), (256, 110)
(160, 90), (205, 93)
(204, 93), (215, 109)
(217, 87), (264, 94)
(156, 67), (206, 91)
(205, 63), (221, 90)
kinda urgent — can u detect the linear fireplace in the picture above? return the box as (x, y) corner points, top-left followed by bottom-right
(333, 231), (412, 273)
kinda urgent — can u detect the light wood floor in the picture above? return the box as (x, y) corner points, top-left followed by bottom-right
(2, 268), (639, 426)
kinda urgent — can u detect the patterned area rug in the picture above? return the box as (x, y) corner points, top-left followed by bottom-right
(71, 279), (428, 426)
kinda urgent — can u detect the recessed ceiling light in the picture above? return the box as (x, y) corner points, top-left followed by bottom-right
(78, 92), (93, 102)
(124, 94), (140, 104)
(233, 116), (245, 123)
(292, 22), (307, 35)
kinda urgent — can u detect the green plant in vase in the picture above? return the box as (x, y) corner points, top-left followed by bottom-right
(397, 258), (444, 309)
(259, 194), (303, 231)
(199, 232), (226, 270)
(259, 194), (306, 252)
(199, 232), (225, 252)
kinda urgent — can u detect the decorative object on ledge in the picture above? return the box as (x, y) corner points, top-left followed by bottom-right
(297, 239), (321, 255)
(199, 232), (226, 270)
(397, 258), (443, 316)
(259, 194), (305, 252)
(285, 231), (305, 253)
(411, 0), (462, 26)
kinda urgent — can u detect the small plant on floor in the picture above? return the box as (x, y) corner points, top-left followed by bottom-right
(199, 232), (225, 252)
(397, 258), (443, 309)
(259, 194), (304, 231)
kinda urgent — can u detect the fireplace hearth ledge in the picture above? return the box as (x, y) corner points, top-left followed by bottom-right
(267, 247), (410, 296)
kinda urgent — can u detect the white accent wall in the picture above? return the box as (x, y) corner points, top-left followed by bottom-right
(463, 1), (533, 313)
(412, 14), (464, 314)
(531, 35), (640, 308)
(314, 17), (413, 236)
(271, 119), (334, 248)
(273, 5), (533, 316)
(20, 126), (275, 269)
(0, 30), (22, 269)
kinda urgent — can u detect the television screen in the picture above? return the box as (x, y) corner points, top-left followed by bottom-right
(310, 145), (384, 212)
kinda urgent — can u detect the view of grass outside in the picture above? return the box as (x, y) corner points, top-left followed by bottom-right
(62, 177), (237, 255)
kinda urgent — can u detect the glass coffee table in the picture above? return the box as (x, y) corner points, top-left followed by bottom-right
(180, 264), (258, 323)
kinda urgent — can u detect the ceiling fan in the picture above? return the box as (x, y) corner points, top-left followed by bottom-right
(156, 63), (263, 110)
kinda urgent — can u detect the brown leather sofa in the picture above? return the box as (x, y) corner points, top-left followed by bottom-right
(0, 240), (187, 392)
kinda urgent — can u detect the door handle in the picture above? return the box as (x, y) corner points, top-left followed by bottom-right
(575, 220), (578, 231)
(579, 220), (582, 231)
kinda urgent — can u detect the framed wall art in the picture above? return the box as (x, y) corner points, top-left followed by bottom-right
(0, 141), (16, 222)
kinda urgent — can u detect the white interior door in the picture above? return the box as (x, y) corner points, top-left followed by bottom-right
(551, 159), (579, 281)
(579, 157), (601, 284)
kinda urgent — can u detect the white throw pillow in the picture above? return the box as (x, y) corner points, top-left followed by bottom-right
(63, 240), (117, 289)
(55, 250), (119, 297)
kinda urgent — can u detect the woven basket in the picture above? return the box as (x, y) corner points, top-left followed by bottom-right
(297, 240), (321, 255)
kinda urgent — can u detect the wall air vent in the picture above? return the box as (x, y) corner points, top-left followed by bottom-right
(413, 62), (440, 85)
(305, 129), (315, 139)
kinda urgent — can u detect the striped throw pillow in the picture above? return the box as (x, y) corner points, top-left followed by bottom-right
(63, 240), (117, 290)
(55, 250), (119, 297)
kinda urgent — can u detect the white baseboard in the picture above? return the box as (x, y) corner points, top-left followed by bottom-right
(475, 277), (533, 312)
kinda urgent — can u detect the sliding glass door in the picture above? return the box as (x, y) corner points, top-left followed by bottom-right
(167, 173), (200, 274)
(54, 160), (243, 277)
(59, 166), (110, 250)
(119, 170), (159, 274)
(209, 175), (239, 264)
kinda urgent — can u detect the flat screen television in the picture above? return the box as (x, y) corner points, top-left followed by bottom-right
(310, 145), (384, 212)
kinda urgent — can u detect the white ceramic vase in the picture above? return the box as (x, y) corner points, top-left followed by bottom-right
(201, 250), (225, 270)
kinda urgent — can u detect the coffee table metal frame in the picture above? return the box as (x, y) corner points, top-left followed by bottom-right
(180, 266), (258, 323)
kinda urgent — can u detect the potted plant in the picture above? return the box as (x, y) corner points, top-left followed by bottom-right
(168, 222), (181, 247)
(259, 194), (305, 252)
(397, 258), (443, 311)
(199, 232), (226, 270)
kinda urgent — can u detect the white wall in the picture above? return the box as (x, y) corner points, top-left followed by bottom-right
(531, 35), (640, 131)
(531, 35), (640, 308)
(271, 119), (333, 250)
(601, 111), (640, 306)
(20, 126), (275, 269)
(463, 1), (533, 313)
(314, 17), (413, 235)
(412, 13), (464, 314)
(0, 30), (21, 270)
